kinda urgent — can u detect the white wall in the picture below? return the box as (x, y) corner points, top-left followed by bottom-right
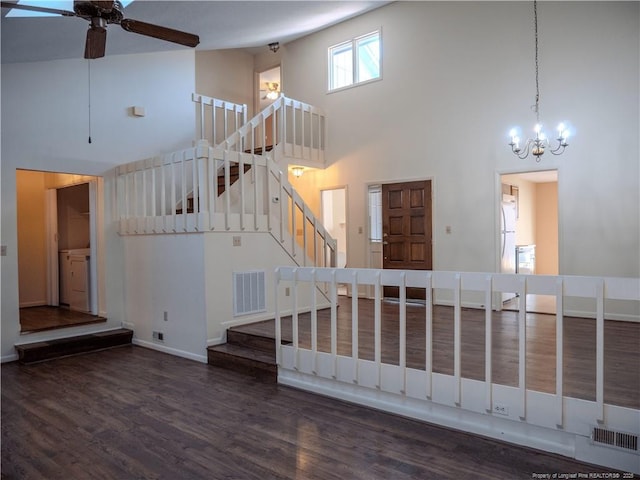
(195, 49), (255, 115)
(123, 234), (208, 362)
(283, 1), (639, 279)
(1, 50), (196, 360)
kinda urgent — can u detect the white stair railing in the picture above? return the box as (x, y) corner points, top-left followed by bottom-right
(219, 94), (327, 165)
(192, 94), (247, 147)
(116, 94), (334, 267)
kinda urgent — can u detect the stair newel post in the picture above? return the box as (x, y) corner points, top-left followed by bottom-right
(192, 147), (200, 232)
(239, 152), (246, 231)
(196, 141), (210, 231)
(168, 153), (174, 232)
(310, 268), (318, 375)
(207, 146), (215, 230)
(252, 152), (259, 231)
(222, 101), (229, 146)
(266, 159), (273, 232)
(279, 170), (285, 243)
(192, 93), (205, 142)
(271, 101), (277, 151)
(224, 150), (231, 230)
(292, 267), (299, 371)
(274, 267), (282, 367)
(290, 188), (296, 259)
(281, 97), (287, 154)
(312, 216), (318, 267)
(181, 150), (188, 232)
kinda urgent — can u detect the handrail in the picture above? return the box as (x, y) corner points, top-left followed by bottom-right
(274, 266), (640, 428)
(192, 94), (247, 147)
(218, 94), (327, 165)
(115, 143), (337, 269)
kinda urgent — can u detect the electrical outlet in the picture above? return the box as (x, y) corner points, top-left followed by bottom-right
(493, 403), (509, 416)
(233, 236), (241, 247)
(163, 311), (168, 322)
(0, 245), (6, 256)
(158, 332), (164, 341)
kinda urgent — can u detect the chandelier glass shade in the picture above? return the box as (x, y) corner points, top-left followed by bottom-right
(508, 0), (571, 161)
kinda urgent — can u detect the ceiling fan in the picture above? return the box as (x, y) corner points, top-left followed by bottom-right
(0, 0), (200, 59)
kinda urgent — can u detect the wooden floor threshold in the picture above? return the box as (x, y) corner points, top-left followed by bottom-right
(14, 328), (133, 364)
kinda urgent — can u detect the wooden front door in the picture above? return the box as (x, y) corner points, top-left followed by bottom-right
(382, 180), (432, 299)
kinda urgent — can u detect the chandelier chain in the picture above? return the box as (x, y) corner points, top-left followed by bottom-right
(509, 0), (570, 160)
(533, 0), (540, 123)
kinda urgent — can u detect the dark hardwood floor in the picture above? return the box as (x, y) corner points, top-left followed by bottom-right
(239, 297), (640, 410)
(1, 346), (621, 480)
(19, 306), (106, 333)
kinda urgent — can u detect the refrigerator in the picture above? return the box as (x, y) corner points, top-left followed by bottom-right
(500, 195), (517, 302)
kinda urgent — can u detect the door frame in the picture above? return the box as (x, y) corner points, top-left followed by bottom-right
(45, 179), (100, 315)
(320, 185), (349, 268)
(494, 167), (561, 309)
(366, 177), (434, 299)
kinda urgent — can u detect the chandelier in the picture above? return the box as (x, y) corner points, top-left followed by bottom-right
(509, 0), (570, 161)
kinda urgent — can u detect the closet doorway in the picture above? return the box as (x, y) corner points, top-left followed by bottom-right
(16, 169), (103, 332)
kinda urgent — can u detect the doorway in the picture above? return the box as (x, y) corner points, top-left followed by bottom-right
(256, 65), (281, 150)
(381, 180), (433, 299)
(499, 170), (558, 314)
(16, 169), (104, 332)
(321, 187), (348, 294)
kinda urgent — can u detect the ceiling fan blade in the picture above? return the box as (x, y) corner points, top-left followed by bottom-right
(120, 18), (199, 48)
(0, 1), (75, 16)
(85, 25), (107, 59)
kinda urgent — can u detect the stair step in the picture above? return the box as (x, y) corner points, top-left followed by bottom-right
(226, 329), (276, 353)
(207, 343), (277, 382)
(15, 328), (133, 364)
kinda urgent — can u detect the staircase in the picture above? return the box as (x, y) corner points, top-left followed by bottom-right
(115, 93), (335, 377)
(207, 323), (286, 382)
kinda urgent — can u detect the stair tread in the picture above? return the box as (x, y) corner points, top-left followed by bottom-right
(15, 328), (133, 364)
(15, 328), (132, 351)
(208, 343), (275, 364)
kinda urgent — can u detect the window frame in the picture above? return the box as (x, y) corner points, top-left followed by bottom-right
(328, 29), (382, 93)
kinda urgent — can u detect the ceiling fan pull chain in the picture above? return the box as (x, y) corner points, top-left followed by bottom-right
(88, 60), (92, 144)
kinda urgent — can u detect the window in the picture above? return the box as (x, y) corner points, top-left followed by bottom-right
(329, 30), (381, 91)
(368, 185), (382, 242)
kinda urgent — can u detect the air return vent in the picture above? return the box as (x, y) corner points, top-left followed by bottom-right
(592, 426), (638, 452)
(233, 271), (266, 316)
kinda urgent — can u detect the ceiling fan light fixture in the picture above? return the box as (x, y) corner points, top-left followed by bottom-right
(268, 42), (280, 53)
(264, 82), (279, 100)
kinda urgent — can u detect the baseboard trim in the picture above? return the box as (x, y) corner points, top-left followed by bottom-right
(1, 353), (19, 363)
(133, 338), (207, 364)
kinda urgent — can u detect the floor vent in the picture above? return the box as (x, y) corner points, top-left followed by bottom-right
(233, 271), (266, 316)
(592, 426), (638, 452)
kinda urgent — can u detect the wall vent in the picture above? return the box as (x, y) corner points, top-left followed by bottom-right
(592, 426), (638, 452)
(233, 271), (266, 316)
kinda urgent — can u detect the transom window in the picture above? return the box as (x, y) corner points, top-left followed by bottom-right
(329, 30), (381, 92)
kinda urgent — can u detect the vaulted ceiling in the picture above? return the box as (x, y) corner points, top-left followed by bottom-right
(1, 1), (389, 63)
